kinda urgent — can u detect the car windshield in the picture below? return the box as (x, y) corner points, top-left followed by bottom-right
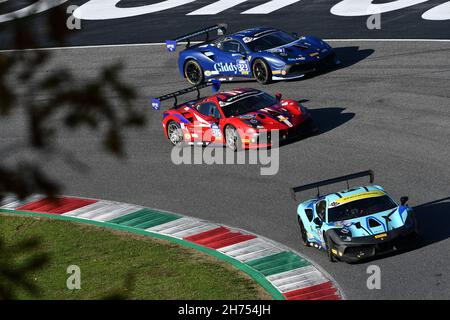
(246, 31), (297, 52)
(221, 92), (277, 117)
(327, 195), (397, 222)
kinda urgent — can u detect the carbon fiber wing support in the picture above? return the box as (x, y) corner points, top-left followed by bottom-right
(165, 23), (228, 51)
(150, 80), (221, 110)
(290, 170), (375, 201)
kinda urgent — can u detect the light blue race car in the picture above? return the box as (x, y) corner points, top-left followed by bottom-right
(291, 170), (419, 263)
(166, 24), (340, 85)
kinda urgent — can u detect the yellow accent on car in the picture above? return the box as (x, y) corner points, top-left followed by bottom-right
(375, 233), (387, 239)
(331, 249), (338, 255)
(309, 52), (319, 57)
(333, 190), (385, 206)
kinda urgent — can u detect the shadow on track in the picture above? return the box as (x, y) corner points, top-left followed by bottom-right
(202, 46), (374, 86)
(286, 46), (375, 82)
(340, 197), (450, 264)
(334, 46), (375, 69)
(309, 107), (355, 135)
(414, 197), (450, 247)
(280, 107), (355, 147)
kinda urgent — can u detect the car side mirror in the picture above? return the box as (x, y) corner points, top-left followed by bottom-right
(292, 32), (299, 39)
(275, 92), (282, 102)
(354, 222), (362, 229)
(400, 196), (409, 206)
(313, 217), (322, 227)
(240, 50), (249, 59)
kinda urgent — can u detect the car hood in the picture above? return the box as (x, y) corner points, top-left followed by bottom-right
(265, 38), (331, 62)
(328, 206), (410, 237)
(236, 104), (299, 129)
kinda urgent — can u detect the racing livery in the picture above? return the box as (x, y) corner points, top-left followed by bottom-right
(151, 81), (318, 150)
(292, 170), (419, 263)
(166, 24), (340, 85)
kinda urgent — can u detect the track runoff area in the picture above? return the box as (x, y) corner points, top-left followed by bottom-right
(0, 195), (343, 301)
(1, 0), (450, 304)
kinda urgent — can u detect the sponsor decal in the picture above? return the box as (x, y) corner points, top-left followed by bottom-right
(213, 60), (250, 75)
(277, 115), (293, 127)
(214, 62), (238, 73)
(330, 201), (340, 207)
(288, 56), (306, 61)
(204, 70), (219, 77)
(237, 59), (250, 74)
(210, 123), (222, 138)
(151, 98), (161, 110)
(165, 40), (177, 52)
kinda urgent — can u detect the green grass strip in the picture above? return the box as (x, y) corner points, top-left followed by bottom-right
(107, 208), (180, 227)
(0, 209), (285, 300)
(246, 251), (310, 276)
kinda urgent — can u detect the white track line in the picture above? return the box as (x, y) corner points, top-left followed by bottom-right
(1, 38), (450, 53)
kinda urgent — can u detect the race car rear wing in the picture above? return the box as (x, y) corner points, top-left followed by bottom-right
(290, 170), (375, 201)
(151, 80), (221, 110)
(165, 23), (228, 52)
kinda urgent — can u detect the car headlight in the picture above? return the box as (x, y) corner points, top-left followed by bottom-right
(336, 228), (352, 242)
(244, 118), (265, 129)
(270, 48), (287, 57)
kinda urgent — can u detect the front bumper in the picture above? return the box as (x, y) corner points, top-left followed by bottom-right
(327, 223), (418, 263)
(242, 115), (318, 148)
(279, 116), (319, 141)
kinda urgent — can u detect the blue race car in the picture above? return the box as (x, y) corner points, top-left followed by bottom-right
(166, 24), (340, 85)
(291, 170), (419, 263)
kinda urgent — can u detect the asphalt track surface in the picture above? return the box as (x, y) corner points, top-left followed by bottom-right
(1, 40), (450, 299)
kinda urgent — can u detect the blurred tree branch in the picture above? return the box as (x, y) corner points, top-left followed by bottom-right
(0, 237), (49, 299)
(0, 1), (147, 199)
(0, 1), (145, 299)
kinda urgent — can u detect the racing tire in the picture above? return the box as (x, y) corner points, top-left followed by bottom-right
(166, 121), (184, 146)
(298, 217), (309, 247)
(224, 125), (242, 152)
(252, 59), (272, 85)
(184, 59), (204, 85)
(325, 234), (337, 263)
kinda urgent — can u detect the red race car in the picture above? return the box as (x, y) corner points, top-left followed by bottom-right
(151, 81), (318, 150)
